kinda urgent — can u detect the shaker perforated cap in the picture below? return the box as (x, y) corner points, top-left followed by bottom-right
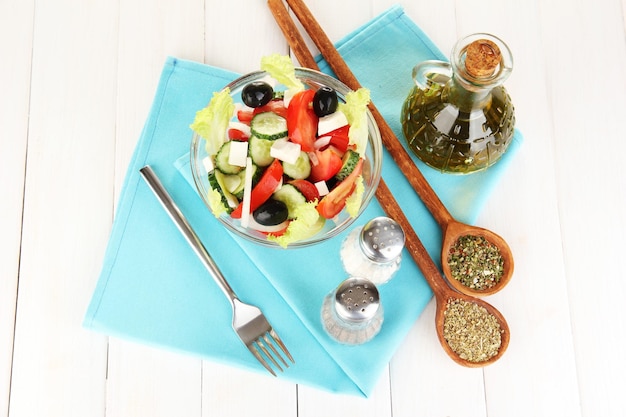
(359, 217), (405, 263)
(334, 277), (380, 322)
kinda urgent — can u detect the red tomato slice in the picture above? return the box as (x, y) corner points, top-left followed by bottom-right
(316, 158), (364, 219)
(228, 128), (249, 141)
(309, 148), (342, 183)
(253, 99), (288, 119)
(325, 125), (350, 153)
(287, 90), (318, 152)
(289, 179), (320, 202)
(238, 100), (287, 125)
(237, 110), (254, 124)
(231, 159), (283, 219)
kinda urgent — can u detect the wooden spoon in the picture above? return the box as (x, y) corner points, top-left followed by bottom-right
(378, 181), (510, 367)
(275, 0), (514, 297)
(441, 218), (514, 297)
(267, 0), (511, 365)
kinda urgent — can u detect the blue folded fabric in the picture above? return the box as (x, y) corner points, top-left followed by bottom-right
(84, 5), (522, 397)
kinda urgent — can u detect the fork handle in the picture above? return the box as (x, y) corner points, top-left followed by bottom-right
(139, 165), (238, 303)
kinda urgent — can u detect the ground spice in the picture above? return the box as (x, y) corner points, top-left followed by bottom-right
(447, 235), (504, 290)
(443, 298), (503, 363)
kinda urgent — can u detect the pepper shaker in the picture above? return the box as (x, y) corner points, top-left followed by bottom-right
(321, 277), (384, 345)
(339, 216), (405, 285)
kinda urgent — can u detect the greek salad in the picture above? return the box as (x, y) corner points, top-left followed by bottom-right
(190, 54), (371, 247)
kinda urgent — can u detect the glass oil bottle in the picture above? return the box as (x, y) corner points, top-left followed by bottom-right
(401, 33), (515, 174)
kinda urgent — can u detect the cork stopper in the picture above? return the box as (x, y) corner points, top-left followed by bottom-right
(464, 39), (502, 78)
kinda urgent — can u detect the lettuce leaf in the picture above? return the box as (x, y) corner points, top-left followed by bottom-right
(338, 87), (370, 155)
(207, 187), (229, 218)
(260, 54), (304, 106)
(190, 88), (234, 156)
(345, 175), (364, 217)
(260, 54), (304, 90)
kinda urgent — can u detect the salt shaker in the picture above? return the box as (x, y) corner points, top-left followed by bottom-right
(321, 277), (384, 345)
(339, 216), (405, 285)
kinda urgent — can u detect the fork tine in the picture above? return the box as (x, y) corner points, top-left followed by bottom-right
(248, 329), (296, 377)
(262, 333), (288, 368)
(247, 345), (277, 377)
(269, 329), (295, 364)
(256, 337), (284, 372)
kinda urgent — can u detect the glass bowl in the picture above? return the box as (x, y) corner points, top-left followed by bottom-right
(190, 67), (382, 248)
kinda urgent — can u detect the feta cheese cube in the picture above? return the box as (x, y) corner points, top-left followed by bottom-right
(318, 111), (349, 136)
(228, 140), (249, 167)
(270, 139), (301, 165)
(202, 156), (215, 173)
(315, 180), (330, 196)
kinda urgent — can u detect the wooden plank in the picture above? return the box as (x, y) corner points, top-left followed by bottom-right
(298, 368), (392, 417)
(113, 0), (206, 201)
(540, 0), (626, 416)
(0, 1), (34, 416)
(103, 1), (206, 416)
(7, 0), (116, 415)
(106, 341), (202, 417)
(452, 1), (582, 416)
(201, 362), (297, 417)
(203, 0), (289, 73)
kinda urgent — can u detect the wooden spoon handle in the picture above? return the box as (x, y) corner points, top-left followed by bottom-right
(267, 0), (320, 71)
(376, 180), (449, 298)
(283, 0), (454, 229)
(269, 0), (448, 296)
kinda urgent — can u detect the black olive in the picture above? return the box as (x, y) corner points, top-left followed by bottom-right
(242, 81), (274, 108)
(253, 198), (289, 226)
(312, 86), (338, 117)
(325, 176), (339, 191)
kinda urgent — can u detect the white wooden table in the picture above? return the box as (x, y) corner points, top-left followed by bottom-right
(2, 0), (625, 416)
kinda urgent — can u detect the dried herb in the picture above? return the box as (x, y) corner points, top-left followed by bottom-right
(443, 298), (503, 363)
(447, 235), (504, 290)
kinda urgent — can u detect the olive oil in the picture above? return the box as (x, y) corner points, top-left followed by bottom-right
(401, 81), (515, 174)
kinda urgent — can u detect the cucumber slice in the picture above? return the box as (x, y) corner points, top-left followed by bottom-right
(282, 151), (311, 180)
(335, 149), (360, 181)
(250, 112), (288, 140)
(222, 173), (242, 194)
(272, 184), (306, 219)
(248, 135), (275, 167)
(208, 170), (238, 212)
(232, 163), (260, 199)
(215, 141), (243, 175)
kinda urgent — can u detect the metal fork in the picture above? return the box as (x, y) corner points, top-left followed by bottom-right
(139, 165), (294, 376)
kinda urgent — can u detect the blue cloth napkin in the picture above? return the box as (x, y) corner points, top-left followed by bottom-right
(84, 5), (522, 397)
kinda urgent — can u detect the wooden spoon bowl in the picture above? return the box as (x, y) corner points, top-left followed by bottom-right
(376, 181), (510, 367)
(433, 290), (510, 367)
(441, 219), (514, 297)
